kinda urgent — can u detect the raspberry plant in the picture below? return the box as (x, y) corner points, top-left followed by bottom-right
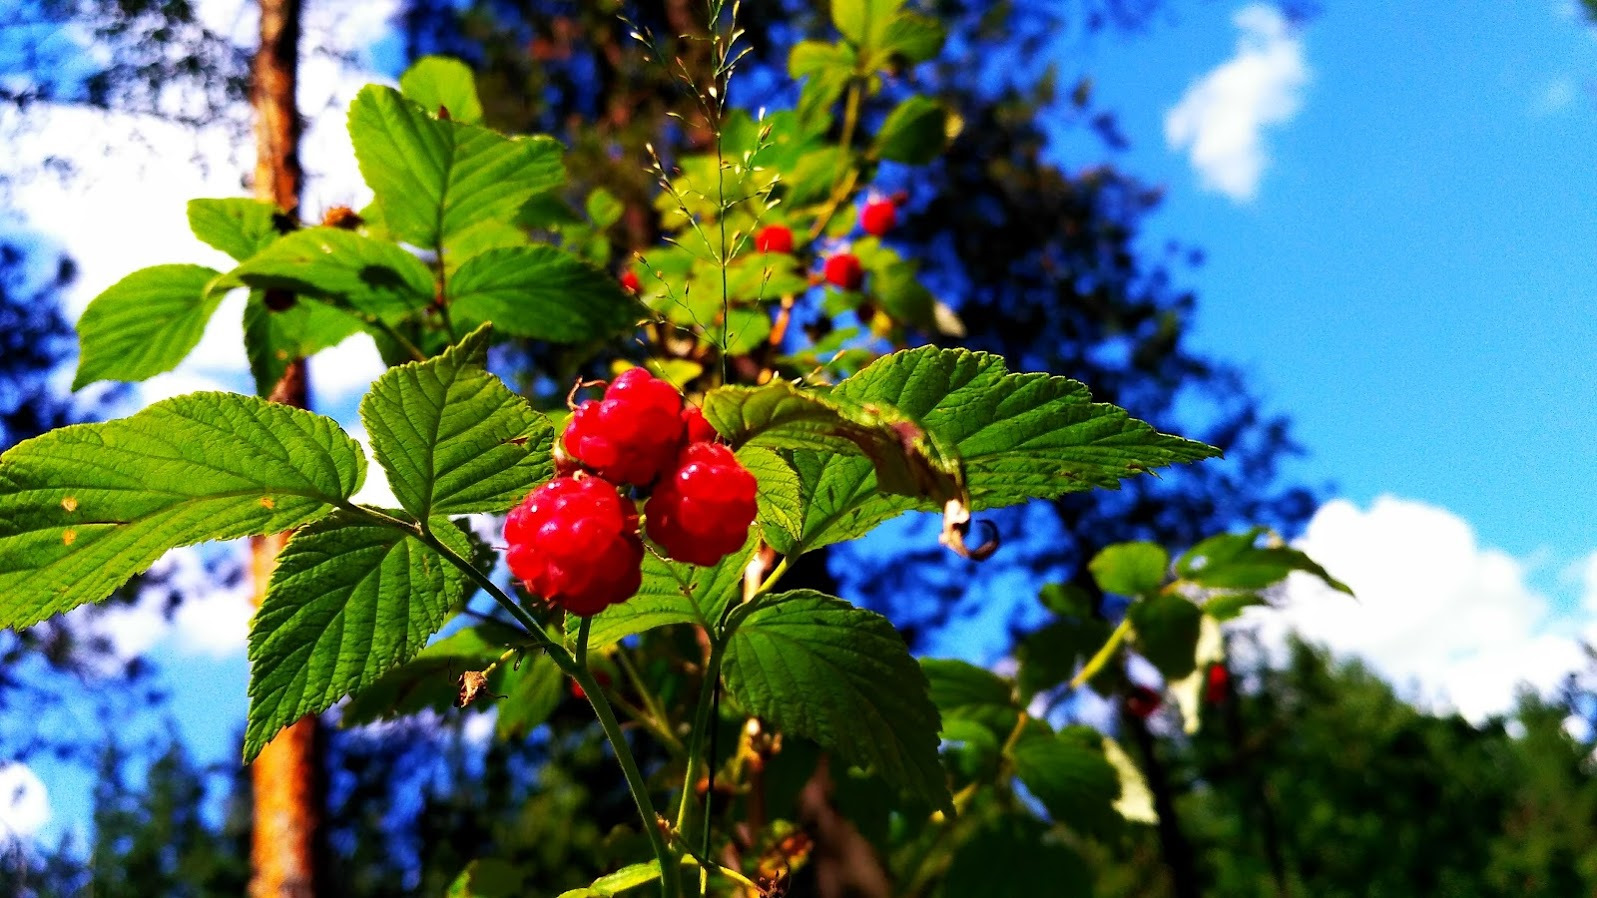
(0, 3), (1350, 895)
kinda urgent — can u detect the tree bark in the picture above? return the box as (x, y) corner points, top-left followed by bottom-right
(247, 2), (321, 897)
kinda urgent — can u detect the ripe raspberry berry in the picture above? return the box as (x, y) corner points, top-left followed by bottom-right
(645, 442), (758, 566)
(1204, 663), (1230, 704)
(620, 269), (642, 293)
(823, 252), (864, 291)
(681, 405), (718, 444)
(1125, 685), (1162, 719)
(564, 368), (686, 486)
(504, 476), (644, 616)
(860, 199), (897, 237)
(755, 224), (794, 254)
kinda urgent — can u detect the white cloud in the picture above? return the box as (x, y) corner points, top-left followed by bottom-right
(1165, 4), (1308, 201)
(1257, 496), (1590, 723)
(308, 334), (387, 404)
(0, 764), (50, 841)
(66, 544), (255, 661)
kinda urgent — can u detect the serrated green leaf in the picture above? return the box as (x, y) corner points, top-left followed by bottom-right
(349, 85), (563, 249)
(73, 264), (224, 389)
(874, 95), (948, 165)
(1177, 528), (1352, 595)
(218, 228), (434, 321)
(702, 380), (962, 509)
(0, 393), (364, 630)
(360, 325), (553, 519)
(736, 447), (801, 553)
(880, 12), (945, 63)
(581, 532), (757, 647)
(448, 246), (639, 343)
(340, 623), (521, 726)
(1089, 541), (1169, 597)
(832, 0), (902, 49)
(242, 291), (365, 396)
(187, 198), (283, 261)
(245, 511), (469, 760)
(399, 55), (483, 124)
(1129, 592), (1203, 681)
(789, 347), (1218, 550)
(1011, 726), (1122, 835)
(495, 652), (563, 741)
(944, 813), (1091, 898)
(722, 589), (950, 811)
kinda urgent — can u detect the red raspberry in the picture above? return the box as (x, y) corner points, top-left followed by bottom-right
(1204, 663), (1230, 704)
(645, 442), (758, 566)
(681, 405), (718, 444)
(823, 253), (864, 291)
(620, 269), (641, 293)
(755, 225), (794, 254)
(860, 199), (897, 237)
(504, 476), (644, 616)
(563, 368), (686, 486)
(1125, 686), (1162, 719)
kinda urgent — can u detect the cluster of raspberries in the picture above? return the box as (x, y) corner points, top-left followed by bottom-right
(504, 369), (758, 617)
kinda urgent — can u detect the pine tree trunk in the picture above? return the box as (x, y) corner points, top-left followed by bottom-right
(247, 2), (321, 896)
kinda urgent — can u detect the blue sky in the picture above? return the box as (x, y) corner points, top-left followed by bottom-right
(5, 0), (1597, 849)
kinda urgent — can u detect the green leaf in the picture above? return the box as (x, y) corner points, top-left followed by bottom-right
(874, 95), (948, 165)
(348, 85), (563, 249)
(1089, 541), (1169, 597)
(1177, 528), (1352, 595)
(872, 259), (936, 327)
(1016, 615), (1115, 699)
(1129, 593), (1204, 681)
(1011, 726), (1122, 835)
(340, 623), (520, 726)
(219, 228), (434, 321)
(736, 447), (802, 553)
(187, 198), (283, 261)
(73, 264), (224, 389)
(581, 532), (757, 647)
(880, 12), (946, 63)
(245, 510), (469, 760)
(449, 246), (639, 343)
(944, 813), (1091, 898)
(448, 859), (525, 898)
(706, 307), (772, 356)
(702, 380), (962, 507)
(242, 291), (365, 396)
(722, 590), (950, 811)
(789, 41), (857, 125)
(399, 55), (484, 124)
(921, 658), (1017, 737)
(831, 0), (902, 49)
(1202, 591), (1268, 621)
(495, 653), (564, 741)
(586, 187), (623, 228)
(790, 347), (1218, 550)
(0, 393), (365, 630)
(360, 325), (553, 519)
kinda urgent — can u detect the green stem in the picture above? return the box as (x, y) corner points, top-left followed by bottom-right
(808, 78), (864, 241)
(1071, 616), (1134, 691)
(352, 506), (680, 897)
(675, 642), (725, 840)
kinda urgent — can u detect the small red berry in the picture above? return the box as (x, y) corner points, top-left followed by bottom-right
(755, 225), (794, 255)
(504, 476), (644, 616)
(860, 199), (897, 237)
(564, 368), (686, 486)
(570, 670), (613, 701)
(681, 405), (718, 444)
(1125, 686), (1162, 719)
(620, 269), (642, 293)
(1204, 663), (1230, 704)
(823, 253), (864, 291)
(645, 442), (758, 566)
